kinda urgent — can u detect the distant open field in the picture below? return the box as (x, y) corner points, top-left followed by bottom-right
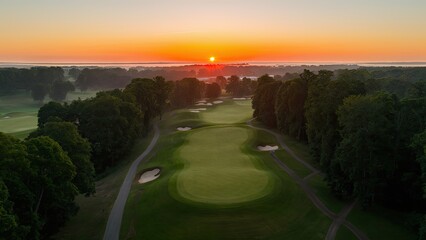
(0, 91), (97, 138)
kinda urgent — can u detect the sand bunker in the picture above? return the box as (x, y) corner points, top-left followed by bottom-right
(195, 103), (213, 106)
(189, 108), (207, 111)
(233, 97), (248, 100)
(177, 127), (192, 131)
(3, 116), (10, 119)
(190, 110), (200, 113)
(138, 168), (161, 184)
(196, 100), (207, 103)
(257, 145), (279, 151)
(213, 100), (223, 104)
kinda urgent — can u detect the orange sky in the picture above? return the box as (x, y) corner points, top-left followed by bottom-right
(1, 0), (425, 63)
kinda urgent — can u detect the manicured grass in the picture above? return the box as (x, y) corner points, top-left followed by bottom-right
(120, 102), (332, 239)
(9, 129), (36, 139)
(274, 149), (312, 178)
(335, 226), (358, 240)
(347, 204), (417, 240)
(306, 174), (346, 214)
(173, 126), (276, 205)
(0, 90), (97, 137)
(120, 131), (331, 240)
(54, 131), (155, 240)
(201, 100), (252, 124)
(0, 114), (37, 133)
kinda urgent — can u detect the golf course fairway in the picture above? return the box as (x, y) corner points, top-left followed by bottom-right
(119, 99), (332, 239)
(173, 126), (276, 205)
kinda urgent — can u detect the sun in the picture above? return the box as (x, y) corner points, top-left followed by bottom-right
(209, 56), (215, 62)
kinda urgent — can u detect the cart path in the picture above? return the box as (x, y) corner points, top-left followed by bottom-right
(103, 124), (160, 240)
(247, 120), (368, 240)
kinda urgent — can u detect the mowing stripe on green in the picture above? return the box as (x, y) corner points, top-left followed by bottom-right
(173, 127), (276, 205)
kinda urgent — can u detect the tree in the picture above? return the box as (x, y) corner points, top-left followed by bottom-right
(171, 78), (203, 107)
(0, 179), (19, 239)
(275, 78), (308, 141)
(77, 95), (143, 171)
(68, 68), (81, 80)
(215, 76), (227, 89)
(205, 83), (221, 99)
(29, 121), (95, 196)
(0, 133), (36, 239)
(153, 76), (173, 119)
(305, 70), (365, 175)
(334, 93), (398, 205)
(225, 76), (241, 97)
(25, 136), (78, 237)
(31, 83), (48, 102)
(124, 78), (160, 128)
(49, 80), (75, 101)
(37, 102), (68, 127)
(252, 79), (281, 127)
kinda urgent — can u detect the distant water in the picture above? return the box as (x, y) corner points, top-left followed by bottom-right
(1, 62), (426, 69)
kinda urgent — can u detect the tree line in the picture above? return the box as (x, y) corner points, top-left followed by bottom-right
(0, 67), (74, 102)
(252, 69), (426, 238)
(0, 76), (210, 239)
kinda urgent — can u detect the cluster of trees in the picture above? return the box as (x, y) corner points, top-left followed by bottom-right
(169, 78), (205, 107)
(0, 124), (92, 239)
(37, 77), (173, 172)
(0, 76), (180, 238)
(253, 69), (426, 236)
(224, 75), (257, 97)
(75, 68), (198, 90)
(0, 75), (209, 238)
(0, 67), (75, 102)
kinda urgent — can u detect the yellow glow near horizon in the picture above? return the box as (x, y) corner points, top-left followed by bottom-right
(1, 1), (426, 63)
(209, 56), (215, 62)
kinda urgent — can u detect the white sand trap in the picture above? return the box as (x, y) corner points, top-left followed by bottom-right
(233, 97), (247, 100)
(177, 127), (192, 131)
(213, 100), (223, 104)
(196, 100), (207, 103)
(257, 145), (279, 151)
(195, 103), (213, 106)
(3, 116), (10, 119)
(138, 168), (161, 184)
(189, 108), (207, 111)
(190, 110), (200, 113)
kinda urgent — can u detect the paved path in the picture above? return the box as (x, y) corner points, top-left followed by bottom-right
(103, 124), (160, 240)
(247, 119), (368, 240)
(246, 119), (320, 175)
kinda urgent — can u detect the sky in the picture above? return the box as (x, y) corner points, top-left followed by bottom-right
(0, 0), (426, 63)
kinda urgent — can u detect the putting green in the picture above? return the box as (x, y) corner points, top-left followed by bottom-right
(201, 100), (252, 124)
(173, 126), (276, 205)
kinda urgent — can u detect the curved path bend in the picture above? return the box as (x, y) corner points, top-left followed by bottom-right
(247, 119), (368, 240)
(103, 124), (160, 240)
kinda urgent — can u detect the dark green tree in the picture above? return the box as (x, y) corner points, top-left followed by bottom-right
(334, 93), (398, 205)
(49, 80), (75, 101)
(31, 83), (48, 102)
(205, 83), (221, 99)
(29, 121), (95, 196)
(25, 136), (78, 237)
(275, 77), (308, 140)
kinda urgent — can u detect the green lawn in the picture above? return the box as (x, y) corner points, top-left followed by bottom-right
(274, 149), (312, 178)
(172, 126), (277, 205)
(347, 204), (417, 240)
(306, 174), (346, 214)
(120, 99), (331, 239)
(200, 100), (252, 124)
(335, 226), (358, 240)
(54, 131), (155, 240)
(0, 90), (97, 138)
